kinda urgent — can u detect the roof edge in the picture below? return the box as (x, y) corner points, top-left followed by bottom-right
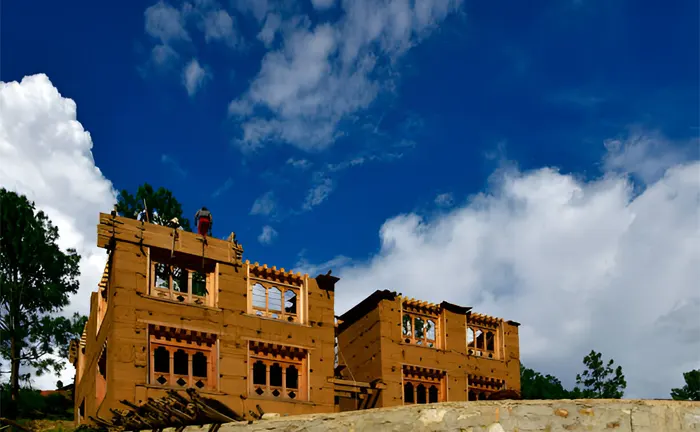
(440, 301), (472, 315)
(337, 290), (397, 333)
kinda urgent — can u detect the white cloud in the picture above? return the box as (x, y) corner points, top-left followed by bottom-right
(311, 0), (335, 10)
(0, 74), (117, 389)
(286, 157), (312, 170)
(257, 225), (278, 244)
(258, 12), (282, 47)
(229, 0), (463, 150)
(328, 134), (700, 399)
(303, 177), (334, 210)
(182, 58), (211, 96)
(145, 1), (190, 44)
(602, 129), (695, 184)
(434, 192), (454, 207)
(250, 191), (277, 216)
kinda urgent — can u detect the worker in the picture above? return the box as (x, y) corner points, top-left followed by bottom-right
(136, 208), (147, 222)
(194, 207), (213, 236)
(167, 217), (183, 230)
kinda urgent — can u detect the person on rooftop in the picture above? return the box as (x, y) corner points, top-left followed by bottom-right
(194, 207), (213, 236)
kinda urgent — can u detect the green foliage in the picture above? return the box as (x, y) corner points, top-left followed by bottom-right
(115, 183), (192, 231)
(0, 188), (84, 419)
(574, 350), (627, 398)
(671, 369), (700, 401)
(0, 384), (73, 420)
(520, 364), (573, 399)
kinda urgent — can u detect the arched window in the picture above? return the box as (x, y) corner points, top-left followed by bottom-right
(428, 385), (439, 403)
(416, 384), (427, 404)
(192, 352), (207, 377)
(286, 365), (299, 389)
(154, 347), (169, 373)
(404, 382), (414, 403)
(252, 283), (266, 309)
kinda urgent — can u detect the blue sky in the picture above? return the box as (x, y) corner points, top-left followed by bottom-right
(1, 0), (698, 396)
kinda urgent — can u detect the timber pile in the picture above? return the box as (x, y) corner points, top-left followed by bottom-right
(90, 388), (245, 431)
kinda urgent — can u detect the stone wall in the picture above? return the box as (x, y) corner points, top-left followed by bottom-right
(205, 399), (700, 432)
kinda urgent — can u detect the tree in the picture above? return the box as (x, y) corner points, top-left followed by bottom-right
(0, 189), (82, 419)
(115, 183), (192, 231)
(670, 369), (700, 401)
(574, 350), (626, 398)
(520, 364), (572, 399)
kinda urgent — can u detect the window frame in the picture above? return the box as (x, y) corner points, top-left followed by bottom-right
(247, 341), (308, 402)
(246, 264), (307, 324)
(401, 365), (446, 405)
(466, 317), (501, 359)
(400, 309), (440, 349)
(148, 326), (218, 392)
(147, 249), (216, 307)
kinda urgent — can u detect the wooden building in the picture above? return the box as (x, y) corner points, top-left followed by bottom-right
(70, 213), (340, 425)
(69, 213), (520, 426)
(335, 290), (521, 409)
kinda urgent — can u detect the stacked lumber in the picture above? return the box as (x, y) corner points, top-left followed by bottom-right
(89, 388), (244, 431)
(329, 378), (385, 410)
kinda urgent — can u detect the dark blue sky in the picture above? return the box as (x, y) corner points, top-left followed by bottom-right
(2, 0), (698, 270)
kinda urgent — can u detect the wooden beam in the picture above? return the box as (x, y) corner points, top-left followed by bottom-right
(97, 213), (242, 265)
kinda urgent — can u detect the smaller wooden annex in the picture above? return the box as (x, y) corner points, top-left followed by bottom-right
(69, 212), (520, 427)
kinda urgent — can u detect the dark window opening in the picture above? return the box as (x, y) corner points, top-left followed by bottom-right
(192, 352), (207, 377)
(428, 385), (439, 403)
(79, 400), (85, 418)
(404, 382), (414, 403)
(286, 365), (299, 389)
(98, 348), (107, 379)
(192, 271), (207, 296)
(154, 346), (169, 373)
(468, 391), (477, 401)
(270, 363), (283, 387)
(172, 267), (188, 293)
(253, 361), (266, 385)
(284, 290), (297, 314)
(416, 384), (427, 404)
(478, 392), (487, 400)
(173, 349), (188, 375)
(486, 331), (495, 351)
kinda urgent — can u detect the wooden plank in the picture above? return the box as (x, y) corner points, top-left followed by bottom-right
(328, 378), (374, 388)
(97, 213), (241, 264)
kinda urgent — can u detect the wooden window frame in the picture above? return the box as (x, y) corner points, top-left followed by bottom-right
(247, 342), (308, 402)
(466, 325), (499, 359)
(148, 328), (218, 392)
(148, 253), (216, 307)
(401, 365), (446, 405)
(247, 268), (306, 324)
(401, 310), (440, 348)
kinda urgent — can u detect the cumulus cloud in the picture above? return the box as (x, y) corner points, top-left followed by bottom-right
(328, 134), (700, 399)
(182, 58), (211, 96)
(257, 225), (278, 244)
(229, 0), (463, 150)
(0, 74), (117, 389)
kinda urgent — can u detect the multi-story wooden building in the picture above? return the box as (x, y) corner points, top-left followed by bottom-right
(70, 213), (520, 425)
(70, 213), (340, 425)
(336, 290), (521, 409)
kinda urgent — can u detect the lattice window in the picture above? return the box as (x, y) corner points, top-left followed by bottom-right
(248, 341), (307, 401)
(467, 314), (501, 359)
(150, 259), (214, 306)
(402, 365), (446, 405)
(468, 374), (505, 400)
(250, 282), (300, 323)
(148, 325), (217, 391)
(401, 312), (438, 348)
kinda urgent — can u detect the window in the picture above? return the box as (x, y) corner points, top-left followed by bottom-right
(149, 257), (214, 306)
(248, 341), (307, 401)
(402, 365), (446, 405)
(401, 312), (438, 348)
(467, 313), (501, 359)
(250, 282), (301, 323)
(468, 374), (505, 400)
(148, 325), (217, 391)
